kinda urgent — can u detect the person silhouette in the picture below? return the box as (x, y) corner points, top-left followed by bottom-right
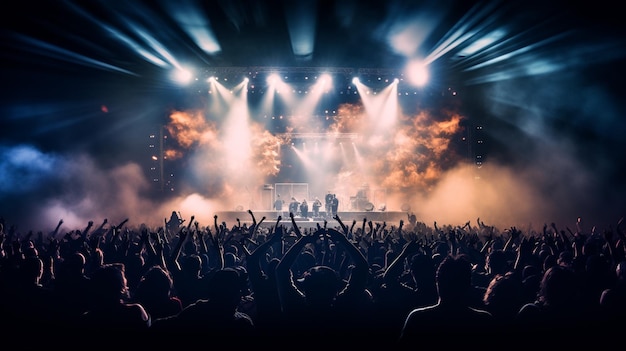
(289, 197), (300, 217)
(324, 192), (333, 217)
(331, 194), (339, 217)
(166, 211), (184, 234)
(300, 199), (309, 219)
(274, 194), (285, 218)
(398, 254), (494, 347)
(312, 197), (322, 218)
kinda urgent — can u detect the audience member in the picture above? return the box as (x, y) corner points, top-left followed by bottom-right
(0, 212), (624, 349)
(398, 254), (495, 347)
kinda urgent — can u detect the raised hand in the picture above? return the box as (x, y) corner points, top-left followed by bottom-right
(178, 227), (189, 243)
(509, 226), (521, 240)
(140, 227), (150, 242)
(402, 239), (421, 256)
(518, 236), (535, 255)
(269, 225), (285, 244)
(187, 215), (195, 231)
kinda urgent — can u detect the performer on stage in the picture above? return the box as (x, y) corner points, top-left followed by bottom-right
(274, 194), (285, 218)
(312, 197), (322, 218)
(300, 199), (309, 219)
(331, 194), (339, 217)
(325, 192), (334, 218)
(289, 197), (300, 216)
(166, 211), (184, 233)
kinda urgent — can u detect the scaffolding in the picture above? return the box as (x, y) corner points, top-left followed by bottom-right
(274, 183), (310, 204)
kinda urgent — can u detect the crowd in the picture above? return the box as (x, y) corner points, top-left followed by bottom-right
(0, 211), (624, 349)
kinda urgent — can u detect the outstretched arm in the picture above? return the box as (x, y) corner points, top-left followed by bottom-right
(289, 212), (302, 238)
(383, 239), (420, 286)
(168, 227), (188, 272)
(195, 222), (209, 256)
(275, 228), (319, 306)
(51, 219), (63, 238)
(348, 219), (357, 240)
(81, 220), (94, 240)
(208, 225), (225, 271)
(246, 225), (284, 289)
(326, 228), (369, 295)
(503, 226), (521, 253)
(333, 214), (349, 236)
(90, 218), (108, 238)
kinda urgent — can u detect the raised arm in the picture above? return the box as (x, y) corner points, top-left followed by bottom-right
(81, 220), (94, 240)
(140, 226), (158, 260)
(503, 226), (521, 253)
(333, 214), (349, 236)
(326, 228), (369, 296)
(383, 239), (420, 286)
(168, 227), (189, 272)
(86, 218), (108, 239)
(192, 221), (209, 257)
(246, 225), (284, 288)
(348, 219), (357, 240)
(207, 224), (225, 271)
(51, 219), (63, 239)
(289, 212), (302, 238)
(275, 228), (319, 304)
(151, 230), (167, 269)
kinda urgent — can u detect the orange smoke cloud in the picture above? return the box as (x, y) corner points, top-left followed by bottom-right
(325, 103), (465, 200)
(250, 124), (282, 176)
(164, 110), (220, 160)
(166, 110), (219, 148)
(164, 149), (183, 160)
(328, 103), (367, 133)
(158, 100), (465, 215)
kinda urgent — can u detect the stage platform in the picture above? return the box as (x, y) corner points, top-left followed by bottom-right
(214, 210), (407, 229)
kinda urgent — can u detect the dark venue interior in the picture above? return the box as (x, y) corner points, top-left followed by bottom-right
(1, 0), (625, 348)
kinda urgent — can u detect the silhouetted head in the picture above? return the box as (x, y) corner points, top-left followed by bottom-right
(538, 265), (578, 308)
(300, 265), (340, 306)
(208, 268), (243, 309)
(436, 254), (473, 304)
(91, 263), (129, 303)
(65, 252), (87, 274)
(486, 250), (509, 275)
(483, 272), (523, 318)
(224, 252), (240, 267)
(181, 254), (202, 276)
(294, 251), (316, 277)
(137, 265), (174, 299)
(616, 260), (626, 280)
(20, 256), (44, 285)
(266, 258), (280, 279)
(410, 253), (435, 286)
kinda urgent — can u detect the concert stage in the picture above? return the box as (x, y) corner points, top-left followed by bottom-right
(214, 210), (407, 229)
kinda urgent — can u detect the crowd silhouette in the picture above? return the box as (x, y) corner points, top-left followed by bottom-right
(0, 211), (624, 349)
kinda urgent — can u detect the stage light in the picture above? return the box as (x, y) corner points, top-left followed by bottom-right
(172, 67), (194, 85)
(267, 73), (280, 85)
(405, 59), (429, 87)
(318, 73), (332, 88)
